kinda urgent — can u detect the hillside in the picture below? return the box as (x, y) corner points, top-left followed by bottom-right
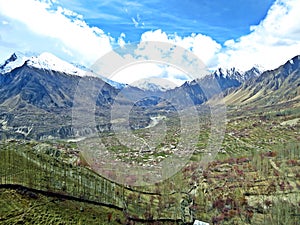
(0, 100), (299, 224)
(224, 55), (300, 106)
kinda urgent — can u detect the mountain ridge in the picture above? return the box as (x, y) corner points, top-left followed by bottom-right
(0, 52), (126, 89)
(223, 55), (300, 106)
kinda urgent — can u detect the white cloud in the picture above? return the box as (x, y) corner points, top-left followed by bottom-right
(118, 33), (126, 48)
(136, 0), (300, 72)
(140, 29), (221, 68)
(131, 13), (144, 28)
(0, 0), (113, 66)
(98, 30), (216, 85)
(112, 63), (163, 84)
(131, 17), (139, 28)
(219, 0), (300, 71)
(111, 62), (188, 86)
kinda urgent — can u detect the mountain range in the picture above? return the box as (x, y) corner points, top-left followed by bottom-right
(0, 52), (299, 140)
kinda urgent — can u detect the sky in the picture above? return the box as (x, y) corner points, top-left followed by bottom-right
(1, 0), (300, 84)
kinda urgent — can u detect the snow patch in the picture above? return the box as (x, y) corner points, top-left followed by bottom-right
(145, 115), (166, 128)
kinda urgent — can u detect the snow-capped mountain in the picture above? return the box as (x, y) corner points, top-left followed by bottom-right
(132, 66), (262, 92)
(131, 77), (182, 92)
(0, 52), (125, 89)
(0, 52), (85, 75)
(170, 66), (262, 105)
(224, 55), (300, 105)
(203, 66), (261, 89)
(212, 67), (261, 83)
(0, 52), (298, 140)
(214, 67), (242, 78)
(0, 52), (31, 74)
(242, 67), (261, 82)
(27, 52), (89, 76)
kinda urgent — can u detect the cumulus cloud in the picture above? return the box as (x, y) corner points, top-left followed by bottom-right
(219, 0), (300, 71)
(99, 30), (214, 85)
(140, 29), (221, 68)
(0, 0), (113, 65)
(111, 63), (189, 86)
(118, 33), (126, 48)
(135, 0), (300, 72)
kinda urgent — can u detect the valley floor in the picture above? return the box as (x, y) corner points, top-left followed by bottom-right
(0, 101), (299, 225)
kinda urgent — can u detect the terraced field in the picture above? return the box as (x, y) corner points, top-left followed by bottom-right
(0, 102), (299, 224)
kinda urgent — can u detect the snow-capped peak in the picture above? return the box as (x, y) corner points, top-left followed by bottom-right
(252, 64), (266, 73)
(26, 52), (87, 76)
(0, 52), (90, 76)
(0, 52), (126, 89)
(214, 67), (243, 78)
(130, 77), (181, 92)
(0, 51), (32, 74)
(201, 66), (262, 83)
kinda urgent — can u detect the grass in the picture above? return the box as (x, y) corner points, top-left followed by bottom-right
(0, 188), (126, 225)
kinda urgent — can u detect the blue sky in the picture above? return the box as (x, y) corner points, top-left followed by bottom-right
(1, 0), (300, 83)
(56, 0), (274, 44)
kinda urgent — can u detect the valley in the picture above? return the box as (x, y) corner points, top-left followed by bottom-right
(0, 100), (299, 224)
(0, 53), (299, 224)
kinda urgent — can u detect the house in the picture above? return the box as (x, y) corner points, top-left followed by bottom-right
(193, 220), (209, 225)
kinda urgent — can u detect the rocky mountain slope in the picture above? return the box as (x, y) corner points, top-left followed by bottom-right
(165, 66), (261, 106)
(0, 62), (119, 139)
(224, 55), (300, 106)
(1, 52), (299, 140)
